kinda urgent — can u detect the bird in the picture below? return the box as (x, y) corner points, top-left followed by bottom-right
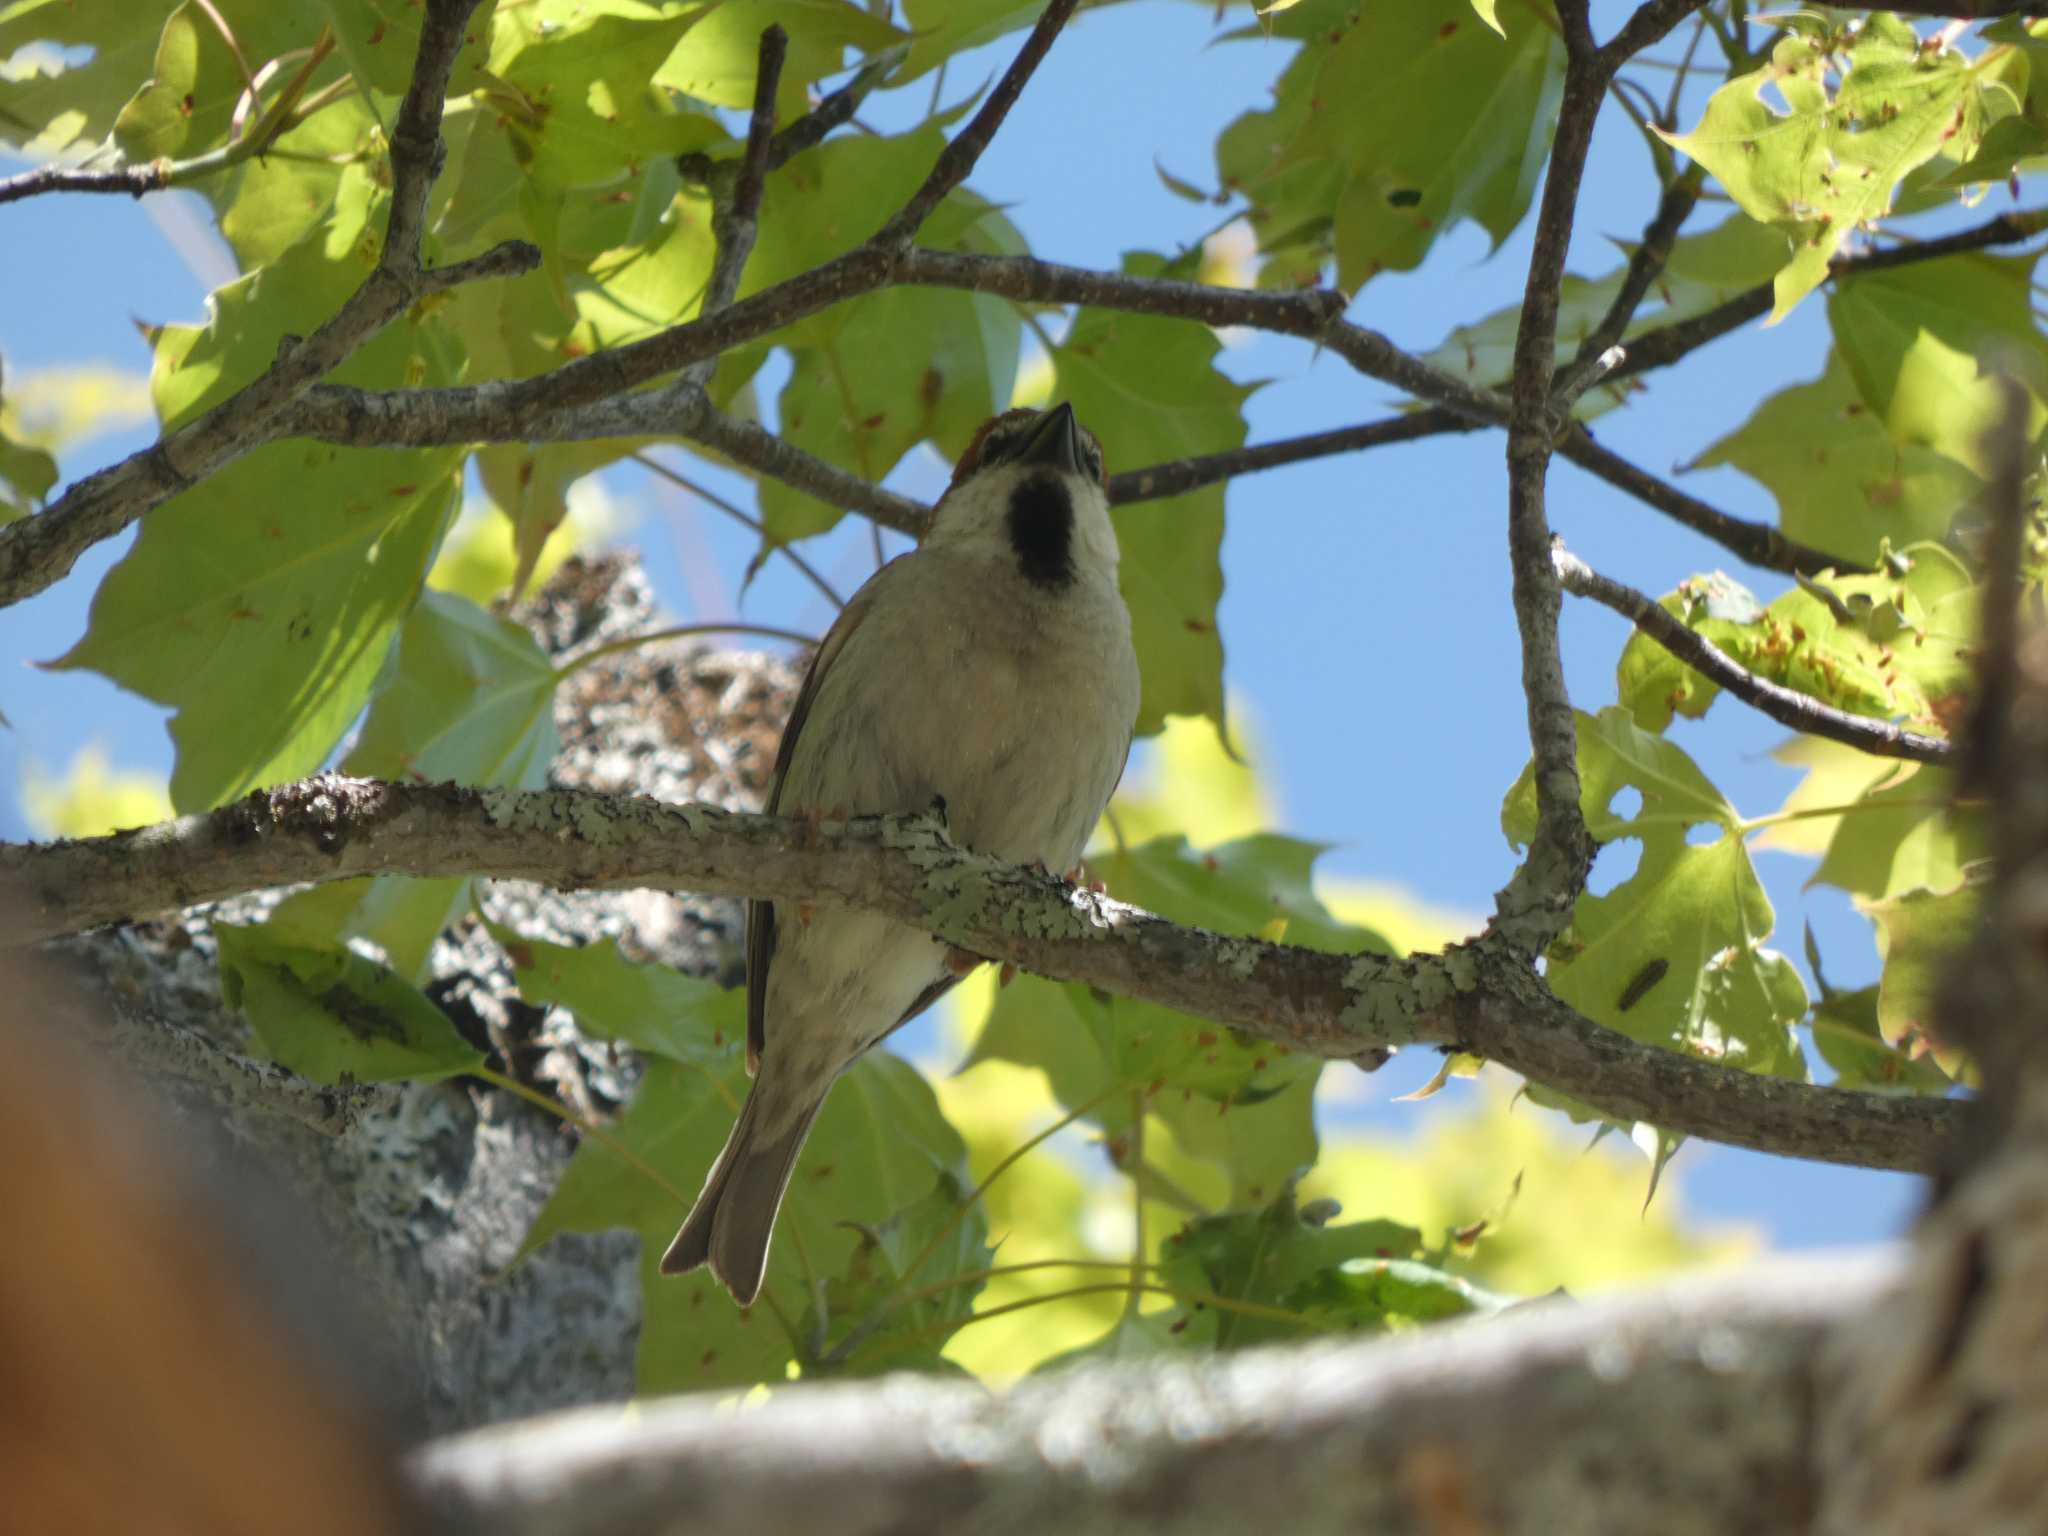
(659, 401), (1140, 1305)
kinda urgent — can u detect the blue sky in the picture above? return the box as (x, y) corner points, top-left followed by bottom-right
(0, 1), (1928, 1246)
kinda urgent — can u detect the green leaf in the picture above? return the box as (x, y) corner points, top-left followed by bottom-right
(51, 226), (465, 811)
(493, 928), (739, 1066)
(523, 1047), (981, 1392)
(0, 358), (59, 521)
(345, 589), (561, 790)
(214, 94), (382, 271)
(1691, 350), (1986, 564)
(267, 876), (470, 986)
(800, 1173), (995, 1377)
(1810, 974), (1953, 1094)
(654, 0), (903, 116)
(1829, 254), (2048, 478)
(272, 593), (562, 979)
(486, 0), (708, 190)
(1811, 767), (1988, 901)
(1869, 881), (1981, 1077)
(1502, 710), (1808, 1088)
(968, 832), (1385, 1202)
(1617, 544), (1975, 737)
(1157, 1192), (1427, 1348)
(1660, 21), (1989, 321)
(1614, 572), (1763, 732)
(1053, 251), (1251, 736)
(110, 2), (199, 162)
(2, 0), (459, 164)
(1216, 0), (1564, 291)
(215, 922), (486, 1083)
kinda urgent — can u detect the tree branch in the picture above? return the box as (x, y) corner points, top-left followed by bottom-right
(0, 776), (1967, 1173)
(405, 1252), (1902, 1536)
(1105, 416), (1456, 505)
(1552, 165), (1703, 404)
(0, 0), (533, 611)
(1609, 209), (2048, 390)
(1600, 0), (1712, 74)
(871, 0), (1081, 248)
(1553, 546), (1954, 765)
(1492, 17), (1606, 959)
(1556, 428), (1855, 578)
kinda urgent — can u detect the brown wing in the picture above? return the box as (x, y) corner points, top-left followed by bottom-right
(745, 570), (894, 1071)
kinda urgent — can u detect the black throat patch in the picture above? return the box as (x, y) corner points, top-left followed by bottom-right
(1006, 473), (1076, 589)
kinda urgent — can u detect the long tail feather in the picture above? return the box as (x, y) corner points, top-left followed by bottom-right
(659, 1082), (822, 1305)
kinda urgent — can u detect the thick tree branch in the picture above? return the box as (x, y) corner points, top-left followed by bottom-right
(406, 1252), (1902, 1536)
(1492, 18), (1605, 959)
(1553, 547), (1955, 766)
(0, 0), (532, 611)
(1, 776), (1966, 1173)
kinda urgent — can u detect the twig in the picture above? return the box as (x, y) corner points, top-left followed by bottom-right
(1552, 545), (1954, 765)
(871, 0), (1081, 247)
(1492, 10), (1607, 959)
(1550, 165), (1703, 404)
(1105, 416), (1454, 505)
(1556, 427), (1854, 578)
(683, 401), (929, 537)
(632, 450), (846, 610)
(1599, 0), (1713, 72)
(0, 25), (345, 207)
(679, 25), (786, 401)
(1610, 209), (2048, 389)
(0, 775), (1966, 1173)
(0, 0), (534, 610)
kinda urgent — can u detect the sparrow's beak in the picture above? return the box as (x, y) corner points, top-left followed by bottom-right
(1014, 401), (1084, 476)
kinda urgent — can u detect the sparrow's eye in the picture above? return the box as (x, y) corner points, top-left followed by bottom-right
(1080, 437), (1105, 482)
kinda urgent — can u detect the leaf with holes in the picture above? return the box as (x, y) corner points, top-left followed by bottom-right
(1659, 19), (1989, 321)
(1503, 710), (1808, 1093)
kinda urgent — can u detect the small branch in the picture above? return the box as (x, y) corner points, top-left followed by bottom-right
(1550, 165), (1703, 405)
(632, 450), (847, 610)
(1611, 209), (2048, 390)
(763, 46), (904, 169)
(1557, 427), (1854, 578)
(1, 776), (1968, 1173)
(682, 398), (930, 537)
(1553, 546), (1954, 766)
(1492, 24), (1607, 959)
(679, 24), (786, 399)
(1105, 415), (1456, 505)
(1599, 0), (1712, 72)
(0, 160), (178, 205)
(0, 0), (521, 611)
(871, 0), (1081, 248)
